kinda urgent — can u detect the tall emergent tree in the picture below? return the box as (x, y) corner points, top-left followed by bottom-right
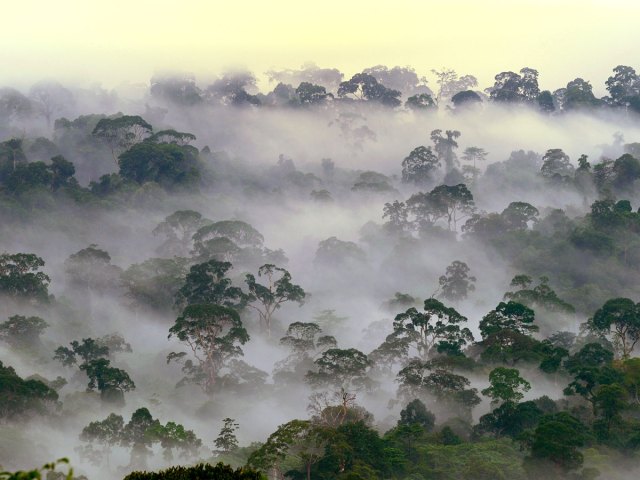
(245, 264), (306, 336)
(167, 304), (249, 394)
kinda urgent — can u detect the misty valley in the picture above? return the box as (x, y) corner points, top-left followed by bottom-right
(2, 64), (640, 480)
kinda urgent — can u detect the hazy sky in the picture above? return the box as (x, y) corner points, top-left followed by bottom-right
(2, 0), (639, 93)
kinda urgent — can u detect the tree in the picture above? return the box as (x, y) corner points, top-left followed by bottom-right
(122, 408), (160, 470)
(36, 155), (74, 192)
(460, 147), (487, 183)
(451, 90), (482, 109)
(205, 71), (261, 106)
(0, 88), (32, 124)
(280, 322), (324, 355)
(540, 149), (574, 183)
(436, 260), (476, 302)
(148, 129), (196, 146)
(175, 260), (247, 310)
(152, 210), (210, 257)
(563, 78), (600, 111)
(479, 301), (538, 339)
(79, 413), (124, 468)
(54, 338), (109, 367)
(590, 297), (640, 359)
(118, 142), (200, 188)
(245, 264), (306, 336)
(383, 200), (409, 234)
(488, 68), (540, 105)
(248, 419), (323, 480)
(428, 184), (475, 231)
(605, 65), (640, 107)
(64, 244), (122, 296)
(295, 82), (332, 106)
(476, 400), (543, 438)
(537, 90), (555, 112)
(430, 129), (461, 172)
(0, 361), (58, 420)
(524, 412), (588, 475)
(306, 348), (372, 392)
(122, 257), (189, 311)
(79, 358), (136, 405)
(123, 462), (263, 480)
(29, 80), (74, 129)
(337, 73), (401, 107)
(0, 253), (51, 303)
(504, 275), (575, 314)
(150, 73), (203, 106)
(397, 360), (480, 419)
(0, 315), (48, 350)
(393, 298), (473, 358)
(431, 68), (478, 105)
(214, 418), (239, 454)
(149, 421), (202, 461)
(405, 93), (436, 110)
(481, 367), (531, 406)
(563, 343), (620, 404)
(168, 304), (249, 394)
(92, 115), (153, 163)
(314, 237), (366, 266)
(500, 202), (539, 230)
(0, 458), (76, 480)
(398, 399), (435, 430)
(401, 146), (440, 186)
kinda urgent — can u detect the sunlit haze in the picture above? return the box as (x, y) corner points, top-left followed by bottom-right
(2, 0), (639, 91)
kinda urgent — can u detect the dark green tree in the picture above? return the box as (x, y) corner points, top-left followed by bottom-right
(245, 264), (306, 336)
(175, 260), (247, 310)
(401, 146), (440, 186)
(590, 297), (640, 359)
(0, 253), (50, 303)
(0, 315), (48, 350)
(167, 304), (249, 394)
(436, 260), (476, 302)
(481, 367), (531, 406)
(214, 417), (240, 454)
(92, 115), (153, 163)
(479, 301), (538, 339)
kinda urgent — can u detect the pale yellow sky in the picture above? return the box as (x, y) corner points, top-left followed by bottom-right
(1, 0), (638, 93)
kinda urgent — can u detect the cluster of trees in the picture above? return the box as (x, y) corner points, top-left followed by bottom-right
(4, 64), (640, 480)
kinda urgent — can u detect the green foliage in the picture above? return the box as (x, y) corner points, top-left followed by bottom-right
(92, 115), (153, 161)
(306, 348), (372, 391)
(436, 260), (476, 302)
(175, 260), (247, 310)
(168, 304), (249, 393)
(0, 458), (74, 480)
(590, 297), (640, 358)
(0, 315), (48, 349)
(401, 146), (440, 186)
(481, 367), (531, 405)
(118, 143), (200, 189)
(525, 412), (588, 473)
(337, 73), (401, 107)
(123, 463), (264, 480)
(0, 361), (58, 419)
(398, 399), (435, 431)
(122, 257), (189, 311)
(0, 253), (50, 303)
(215, 418), (240, 454)
(245, 264), (306, 335)
(479, 301), (538, 339)
(392, 298), (473, 359)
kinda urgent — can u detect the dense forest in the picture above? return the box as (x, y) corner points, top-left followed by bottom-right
(2, 63), (640, 480)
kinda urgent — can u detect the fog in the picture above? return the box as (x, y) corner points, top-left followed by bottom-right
(1, 68), (640, 480)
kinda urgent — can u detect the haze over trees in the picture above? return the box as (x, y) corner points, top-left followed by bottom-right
(4, 62), (640, 480)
